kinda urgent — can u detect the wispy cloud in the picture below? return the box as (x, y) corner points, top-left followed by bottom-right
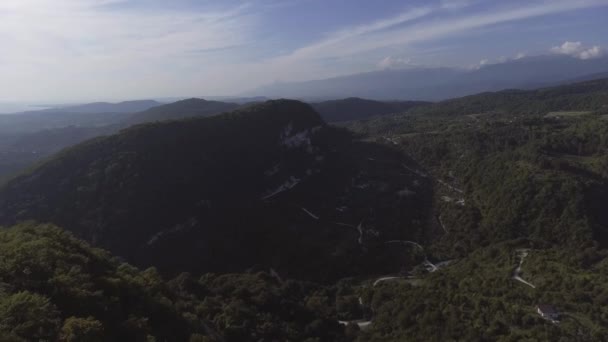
(278, 0), (608, 62)
(232, 0), (607, 89)
(0, 0), (255, 101)
(281, 6), (435, 62)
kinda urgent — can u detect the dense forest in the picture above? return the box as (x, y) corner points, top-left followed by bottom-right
(344, 78), (608, 340)
(0, 223), (355, 341)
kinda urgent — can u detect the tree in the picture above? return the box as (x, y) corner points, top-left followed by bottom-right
(0, 291), (60, 340)
(59, 316), (104, 342)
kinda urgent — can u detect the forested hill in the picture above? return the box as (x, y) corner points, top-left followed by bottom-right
(347, 78), (608, 253)
(0, 100), (431, 282)
(340, 77), (608, 340)
(311, 97), (430, 122)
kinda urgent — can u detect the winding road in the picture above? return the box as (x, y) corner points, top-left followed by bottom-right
(513, 249), (536, 288)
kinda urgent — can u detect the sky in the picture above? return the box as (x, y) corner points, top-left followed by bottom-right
(0, 0), (607, 102)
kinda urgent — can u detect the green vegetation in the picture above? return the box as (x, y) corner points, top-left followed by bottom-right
(357, 244), (608, 341)
(336, 79), (608, 340)
(0, 222), (202, 341)
(0, 222), (354, 341)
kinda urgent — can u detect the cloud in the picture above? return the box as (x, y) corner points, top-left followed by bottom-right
(551, 41), (584, 55)
(467, 58), (490, 70)
(377, 56), (414, 69)
(579, 46), (604, 59)
(468, 52), (528, 69)
(281, 6), (434, 62)
(551, 41), (605, 59)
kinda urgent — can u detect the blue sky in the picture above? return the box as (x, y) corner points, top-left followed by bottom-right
(0, 0), (607, 102)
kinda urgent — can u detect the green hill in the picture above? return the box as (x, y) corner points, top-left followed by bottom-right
(337, 78), (608, 341)
(348, 79), (608, 256)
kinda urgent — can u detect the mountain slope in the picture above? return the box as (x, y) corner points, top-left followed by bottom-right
(0, 100), (431, 281)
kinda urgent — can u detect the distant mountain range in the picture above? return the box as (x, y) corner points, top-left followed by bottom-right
(251, 55), (608, 100)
